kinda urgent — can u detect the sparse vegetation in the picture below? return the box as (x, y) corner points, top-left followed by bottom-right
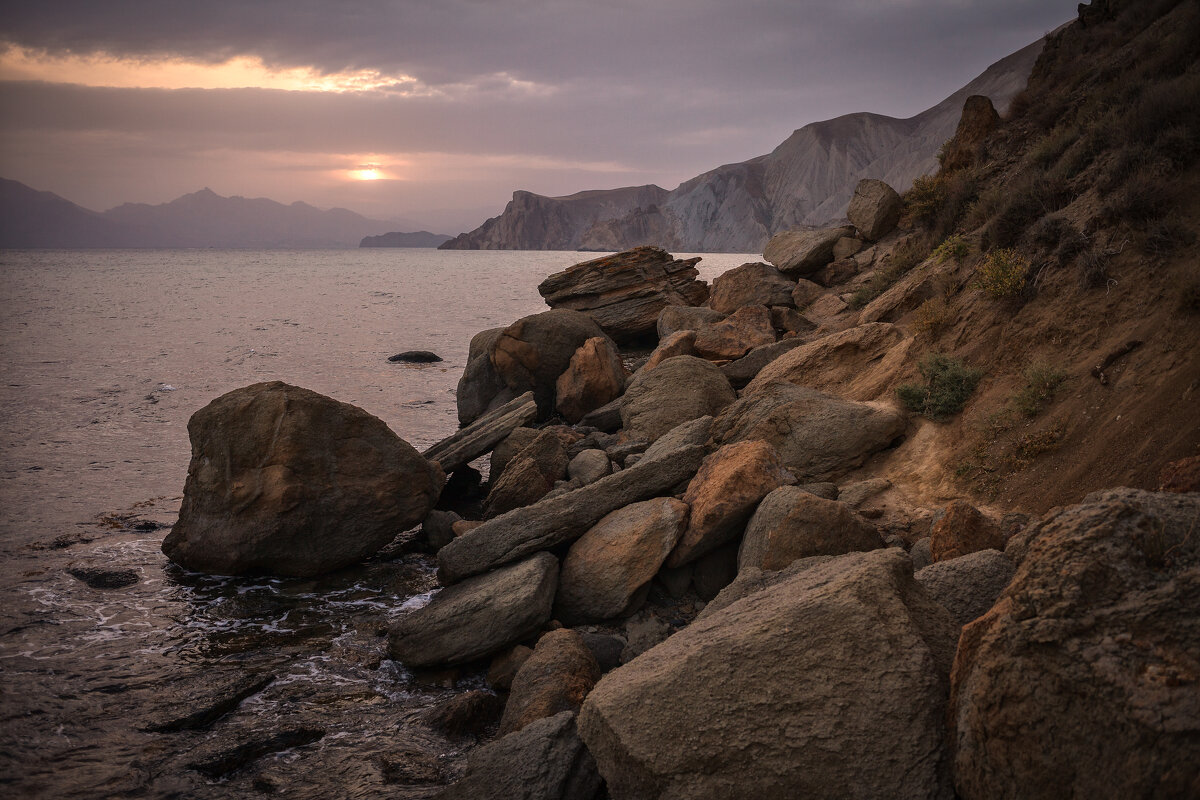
(1013, 363), (1067, 417)
(981, 170), (1073, 250)
(1077, 245), (1112, 289)
(974, 248), (1030, 300)
(897, 353), (982, 420)
(848, 235), (934, 309)
(911, 297), (952, 336)
(931, 234), (970, 263)
(1014, 420), (1067, 462)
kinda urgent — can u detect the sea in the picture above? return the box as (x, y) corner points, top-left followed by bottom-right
(0, 247), (757, 798)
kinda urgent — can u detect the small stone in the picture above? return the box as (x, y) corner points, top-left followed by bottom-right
(388, 350), (442, 363)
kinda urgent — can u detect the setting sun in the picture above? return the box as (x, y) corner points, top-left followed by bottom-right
(350, 166), (385, 181)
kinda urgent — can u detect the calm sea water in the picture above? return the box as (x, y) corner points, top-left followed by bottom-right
(0, 247), (755, 798)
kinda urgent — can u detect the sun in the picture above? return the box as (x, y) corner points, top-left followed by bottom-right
(350, 164), (386, 181)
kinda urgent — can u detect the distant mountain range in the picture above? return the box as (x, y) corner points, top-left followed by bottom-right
(360, 231), (453, 248)
(0, 180), (446, 249)
(441, 38), (1045, 253)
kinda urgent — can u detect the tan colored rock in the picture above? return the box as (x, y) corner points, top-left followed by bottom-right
(484, 430), (569, 517)
(620, 356), (735, 443)
(930, 500), (1005, 563)
(812, 258), (860, 288)
(642, 329), (696, 372)
(768, 306), (810, 335)
(666, 440), (795, 568)
(487, 644), (533, 691)
(858, 264), (942, 324)
(833, 236), (865, 260)
(499, 628), (601, 736)
(555, 336), (626, 423)
(707, 261), (796, 314)
(452, 519), (484, 538)
(489, 427), (538, 482)
(491, 309), (612, 418)
(738, 486), (884, 571)
(692, 304), (776, 361)
(657, 305), (726, 339)
(802, 292), (850, 324)
(940, 95), (999, 173)
(790, 278), (824, 310)
(847, 179), (902, 241)
(763, 226), (856, 276)
(556, 497), (690, 624)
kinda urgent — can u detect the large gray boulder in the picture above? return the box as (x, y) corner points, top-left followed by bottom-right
(706, 262), (796, 313)
(951, 489), (1200, 799)
(737, 486), (884, 572)
(762, 225), (856, 276)
(491, 309), (612, 418)
(457, 326), (508, 425)
(388, 552), (558, 668)
(621, 356), (735, 443)
(708, 382), (907, 481)
(578, 549), (958, 800)
(915, 549), (1014, 629)
(846, 178), (902, 241)
(162, 382), (444, 578)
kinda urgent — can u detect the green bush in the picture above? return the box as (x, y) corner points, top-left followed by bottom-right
(1013, 363), (1067, 417)
(897, 354), (982, 420)
(931, 234), (970, 263)
(974, 249), (1030, 300)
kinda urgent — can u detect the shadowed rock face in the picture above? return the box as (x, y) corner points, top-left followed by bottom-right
(162, 381), (444, 578)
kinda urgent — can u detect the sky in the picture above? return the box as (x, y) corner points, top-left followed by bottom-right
(0, 1), (1078, 234)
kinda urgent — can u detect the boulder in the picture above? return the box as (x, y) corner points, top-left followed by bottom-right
(457, 327), (510, 425)
(811, 257), (860, 288)
(162, 382), (444, 578)
(930, 500), (1005, 563)
(567, 449), (612, 486)
(555, 336), (626, 423)
(487, 645), (533, 691)
(951, 489), (1200, 799)
(737, 487), (885, 572)
(484, 430), (569, 517)
(537, 247), (709, 344)
(720, 338), (809, 389)
(802, 292), (850, 327)
(939, 95), (999, 173)
(706, 262), (796, 314)
(66, 564), (140, 589)
(420, 509), (461, 553)
(910, 537), (932, 570)
(768, 305), (811, 335)
(708, 382), (907, 481)
(500, 629), (602, 735)
(438, 711), (604, 800)
(388, 350), (442, 363)
(556, 498), (690, 624)
(580, 397), (623, 432)
(847, 179), (902, 241)
(743, 322), (911, 401)
(837, 477), (892, 508)
(388, 552), (558, 668)
(641, 330), (696, 372)
(491, 309), (612, 418)
(666, 441), (795, 568)
(641, 416), (713, 463)
(578, 549), (958, 800)
(420, 690), (504, 738)
(657, 305), (726, 339)
(762, 225), (856, 276)
(692, 305), (777, 361)
(437, 445), (706, 584)
(833, 236), (865, 260)
(424, 392), (538, 474)
(620, 356), (735, 443)
(790, 278), (824, 309)
(915, 549), (1014, 629)
(490, 427), (540, 483)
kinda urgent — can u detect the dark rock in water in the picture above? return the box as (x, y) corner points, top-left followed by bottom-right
(162, 381), (444, 577)
(188, 726), (325, 778)
(388, 350), (443, 363)
(420, 690), (504, 738)
(143, 672), (275, 732)
(500, 629), (601, 736)
(437, 711), (604, 800)
(66, 565), (139, 589)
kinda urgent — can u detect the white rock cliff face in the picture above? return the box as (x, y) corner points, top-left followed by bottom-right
(441, 38), (1044, 253)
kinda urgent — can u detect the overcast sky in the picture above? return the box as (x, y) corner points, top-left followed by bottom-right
(0, 1), (1077, 233)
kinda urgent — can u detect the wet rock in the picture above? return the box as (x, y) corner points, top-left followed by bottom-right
(743, 322), (909, 401)
(709, 382), (907, 482)
(437, 445), (706, 584)
(378, 749), (444, 785)
(915, 549), (1014, 629)
(641, 416), (713, 463)
(420, 690), (504, 737)
(707, 261), (796, 314)
(537, 246), (709, 344)
(691, 543), (739, 601)
(500, 629), (602, 735)
(163, 381), (444, 578)
(578, 549), (957, 800)
(437, 711), (604, 800)
(556, 498), (690, 624)
(738, 487), (884, 572)
(388, 350), (443, 363)
(555, 336), (626, 423)
(720, 338), (809, 389)
(939, 95), (999, 173)
(692, 304), (777, 361)
(566, 449), (611, 487)
(657, 305), (726, 339)
(66, 565), (139, 589)
(620, 356), (735, 443)
(762, 225), (856, 276)
(389, 552), (558, 668)
(484, 430), (569, 518)
(847, 179), (902, 241)
(487, 645), (534, 691)
(143, 673), (275, 732)
(188, 726), (326, 779)
(930, 500), (1005, 563)
(641, 329), (697, 372)
(425, 391), (538, 474)
(491, 309), (612, 418)
(951, 489), (1200, 799)
(667, 441), (795, 568)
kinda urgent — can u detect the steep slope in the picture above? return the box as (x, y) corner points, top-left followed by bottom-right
(0, 178), (133, 247)
(442, 39), (1044, 252)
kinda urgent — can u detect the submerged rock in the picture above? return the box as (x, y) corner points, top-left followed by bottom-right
(66, 564), (140, 589)
(388, 350), (443, 363)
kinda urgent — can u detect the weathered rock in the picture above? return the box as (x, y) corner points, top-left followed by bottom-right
(388, 350), (442, 363)
(162, 382), (444, 578)
(737, 487), (884, 572)
(667, 441), (795, 568)
(656, 305), (726, 339)
(915, 549), (1014, 629)
(388, 552), (558, 668)
(66, 564), (140, 589)
(437, 445), (706, 584)
(719, 338), (809, 389)
(790, 278), (824, 309)
(707, 262), (796, 314)
(567, 449), (611, 486)
(469, 326), (506, 362)
(490, 427), (539, 483)
(858, 263), (942, 324)
(767, 305), (811, 335)
(838, 477), (892, 508)
(420, 509), (461, 553)
(641, 330), (696, 372)
(911, 537), (932, 570)
(500, 629), (602, 736)
(847, 179), (902, 241)
(425, 391), (538, 474)
(438, 711), (604, 800)
(802, 292), (850, 326)
(579, 549), (958, 800)
(537, 247), (709, 344)
(457, 353), (512, 426)
(580, 633), (625, 674)
(484, 430), (569, 517)
(811, 257), (860, 288)
(420, 690), (504, 737)
(939, 95), (999, 173)
(452, 519), (483, 538)
(487, 645), (533, 691)
(491, 310), (612, 418)
(579, 397), (623, 433)
(930, 500), (1005, 563)
(692, 304), (776, 361)
(833, 236), (865, 260)
(762, 225), (856, 276)
(556, 498), (690, 624)
(605, 438), (649, 467)
(797, 482), (839, 500)
(951, 489), (1200, 799)
(188, 727), (326, 779)
(640, 416), (713, 462)
(555, 336), (626, 423)
(743, 322), (911, 401)
(691, 543), (739, 600)
(709, 383), (907, 481)
(621, 356), (735, 443)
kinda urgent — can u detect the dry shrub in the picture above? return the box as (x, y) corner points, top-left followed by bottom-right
(975, 249), (1031, 300)
(1013, 363), (1067, 417)
(932, 234), (970, 263)
(1077, 246), (1111, 289)
(982, 171), (1073, 250)
(911, 297), (952, 336)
